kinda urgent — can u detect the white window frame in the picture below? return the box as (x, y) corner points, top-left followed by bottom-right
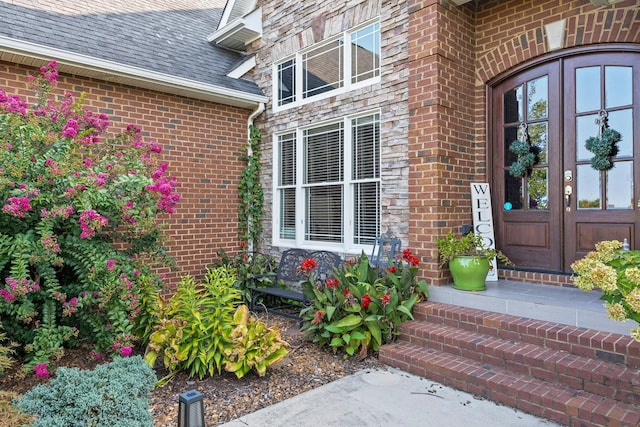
(272, 19), (381, 112)
(272, 111), (381, 254)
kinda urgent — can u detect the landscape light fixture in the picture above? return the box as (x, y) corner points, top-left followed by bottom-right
(178, 390), (205, 427)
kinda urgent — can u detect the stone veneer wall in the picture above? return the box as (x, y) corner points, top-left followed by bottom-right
(250, 0), (411, 257)
(0, 60), (252, 286)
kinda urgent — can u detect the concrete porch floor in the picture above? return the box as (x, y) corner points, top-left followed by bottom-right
(427, 279), (635, 336)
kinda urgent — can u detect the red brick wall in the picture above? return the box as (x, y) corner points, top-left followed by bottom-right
(407, 0), (477, 283)
(474, 0), (640, 84)
(408, 0), (639, 284)
(0, 61), (251, 287)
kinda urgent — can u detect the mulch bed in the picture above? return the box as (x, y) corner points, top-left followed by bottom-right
(0, 314), (386, 426)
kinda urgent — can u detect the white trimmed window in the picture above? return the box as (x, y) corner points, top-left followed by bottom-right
(274, 21), (380, 109)
(274, 113), (380, 252)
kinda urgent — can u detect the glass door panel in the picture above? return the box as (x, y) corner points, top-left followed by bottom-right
(576, 165), (601, 209)
(607, 161), (633, 209)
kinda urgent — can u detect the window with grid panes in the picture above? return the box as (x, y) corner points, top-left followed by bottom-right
(274, 21), (380, 109)
(275, 113), (380, 249)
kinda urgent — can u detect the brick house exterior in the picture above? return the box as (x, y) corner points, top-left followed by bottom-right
(0, 1), (268, 284)
(1, 0), (638, 287)
(244, 0), (639, 286)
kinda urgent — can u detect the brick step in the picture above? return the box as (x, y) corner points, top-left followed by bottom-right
(398, 321), (640, 406)
(379, 341), (640, 427)
(413, 302), (640, 368)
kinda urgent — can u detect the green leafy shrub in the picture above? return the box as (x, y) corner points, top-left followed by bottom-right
(15, 356), (156, 427)
(145, 266), (288, 384)
(211, 248), (277, 303)
(300, 250), (428, 358)
(0, 61), (178, 371)
(223, 304), (289, 378)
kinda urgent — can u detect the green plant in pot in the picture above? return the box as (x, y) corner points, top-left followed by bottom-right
(435, 232), (511, 291)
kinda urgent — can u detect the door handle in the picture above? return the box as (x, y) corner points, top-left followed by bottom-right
(564, 185), (572, 207)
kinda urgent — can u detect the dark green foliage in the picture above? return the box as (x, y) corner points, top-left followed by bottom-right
(585, 128), (621, 171)
(211, 249), (278, 303)
(15, 356), (156, 427)
(238, 125), (264, 246)
(508, 139), (539, 177)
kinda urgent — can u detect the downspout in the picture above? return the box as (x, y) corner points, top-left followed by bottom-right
(246, 102), (265, 254)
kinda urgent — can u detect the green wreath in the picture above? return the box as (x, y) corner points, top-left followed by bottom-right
(509, 139), (538, 178)
(585, 127), (621, 171)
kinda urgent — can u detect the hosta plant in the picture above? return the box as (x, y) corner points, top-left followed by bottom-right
(300, 249), (428, 358)
(571, 240), (640, 341)
(0, 60), (179, 372)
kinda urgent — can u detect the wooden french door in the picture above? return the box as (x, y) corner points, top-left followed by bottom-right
(492, 51), (639, 273)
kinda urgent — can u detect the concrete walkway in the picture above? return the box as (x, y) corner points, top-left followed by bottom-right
(220, 367), (561, 427)
(221, 281), (632, 427)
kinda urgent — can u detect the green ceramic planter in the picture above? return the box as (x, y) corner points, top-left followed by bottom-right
(449, 256), (490, 291)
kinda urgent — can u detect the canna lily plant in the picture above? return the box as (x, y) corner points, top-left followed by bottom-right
(300, 249), (428, 358)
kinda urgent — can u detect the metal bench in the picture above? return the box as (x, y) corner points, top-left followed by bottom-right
(369, 235), (402, 268)
(248, 248), (341, 319)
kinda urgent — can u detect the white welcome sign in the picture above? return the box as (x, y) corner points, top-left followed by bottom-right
(470, 183), (497, 281)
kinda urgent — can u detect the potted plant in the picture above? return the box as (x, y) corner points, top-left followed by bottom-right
(435, 232), (511, 291)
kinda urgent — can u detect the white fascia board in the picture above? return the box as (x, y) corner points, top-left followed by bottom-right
(218, 0), (238, 29)
(227, 56), (256, 79)
(0, 35), (267, 109)
(218, 0), (258, 30)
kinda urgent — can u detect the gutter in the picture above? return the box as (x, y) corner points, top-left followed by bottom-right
(0, 36), (268, 109)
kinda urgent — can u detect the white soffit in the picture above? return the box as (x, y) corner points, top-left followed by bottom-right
(208, 7), (262, 51)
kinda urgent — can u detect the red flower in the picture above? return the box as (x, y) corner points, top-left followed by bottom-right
(311, 310), (325, 325)
(407, 255), (419, 266)
(361, 294), (371, 309)
(300, 258), (318, 273)
(381, 294), (391, 306)
(402, 248), (412, 260)
(343, 288), (351, 296)
(240, 241), (247, 248)
(326, 278), (339, 288)
(386, 266), (397, 274)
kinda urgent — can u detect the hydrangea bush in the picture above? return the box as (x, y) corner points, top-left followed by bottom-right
(0, 61), (180, 371)
(571, 240), (640, 341)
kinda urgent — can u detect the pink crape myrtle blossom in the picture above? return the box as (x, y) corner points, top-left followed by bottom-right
(34, 363), (50, 378)
(2, 196), (32, 218)
(0, 60), (180, 368)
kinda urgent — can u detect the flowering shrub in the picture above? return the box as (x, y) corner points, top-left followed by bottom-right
(0, 61), (179, 370)
(300, 249), (428, 358)
(571, 240), (640, 341)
